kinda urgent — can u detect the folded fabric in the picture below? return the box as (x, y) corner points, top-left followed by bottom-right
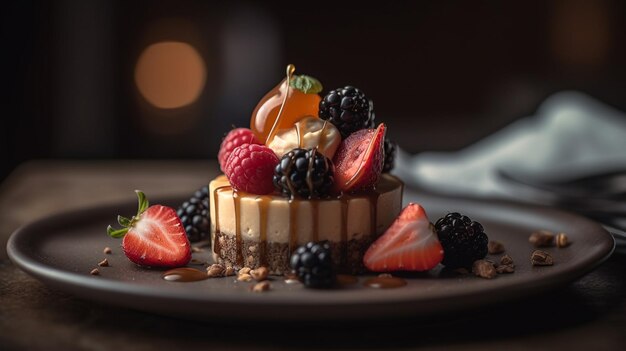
(395, 91), (626, 199)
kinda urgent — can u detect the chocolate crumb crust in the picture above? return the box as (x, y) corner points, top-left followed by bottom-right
(213, 232), (375, 275)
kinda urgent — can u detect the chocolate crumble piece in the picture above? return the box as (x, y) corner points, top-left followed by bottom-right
(531, 250), (554, 266)
(103, 247), (112, 254)
(472, 260), (497, 279)
(496, 265), (515, 274)
(98, 258), (109, 267)
(90, 268), (100, 275)
(488, 240), (505, 254)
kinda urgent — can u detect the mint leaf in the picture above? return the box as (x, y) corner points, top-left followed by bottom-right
(135, 190), (149, 215)
(290, 75), (323, 94)
(107, 225), (129, 238)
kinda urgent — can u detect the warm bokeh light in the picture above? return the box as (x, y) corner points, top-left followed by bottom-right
(135, 41), (206, 109)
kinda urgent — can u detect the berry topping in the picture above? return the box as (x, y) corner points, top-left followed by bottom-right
(363, 203), (443, 272)
(224, 143), (280, 195)
(273, 148), (334, 199)
(107, 191), (191, 268)
(268, 116), (342, 159)
(177, 186), (210, 243)
(290, 241), (335, 288)
(319, 86), (375, 138)
(333, 124), (386, 193)
(251, 64), (322, 143)
(434, 213), (489, 268)
(382, 138), (397, 173)
(218, 128), (261, 172)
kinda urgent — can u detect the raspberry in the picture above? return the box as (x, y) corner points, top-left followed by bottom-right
(218, 128), (261, 172)
(224, 144), (279, 195)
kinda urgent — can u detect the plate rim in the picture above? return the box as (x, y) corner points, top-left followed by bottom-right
(6, 195), (616, 320)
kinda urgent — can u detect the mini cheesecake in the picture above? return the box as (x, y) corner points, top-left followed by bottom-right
(209, 174), (403, 274)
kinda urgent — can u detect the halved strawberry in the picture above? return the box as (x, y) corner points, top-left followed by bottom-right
(107, 191), (191, 268)
(333, 123), (386, 193)
(363, 203), (443, 272)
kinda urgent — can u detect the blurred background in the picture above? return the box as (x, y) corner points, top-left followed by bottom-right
(2, 0), (625, 182)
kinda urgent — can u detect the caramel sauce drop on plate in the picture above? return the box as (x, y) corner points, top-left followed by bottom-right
(162, 268), (209, 282)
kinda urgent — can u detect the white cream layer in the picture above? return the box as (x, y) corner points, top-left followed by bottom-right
(209, 174), (403, 244)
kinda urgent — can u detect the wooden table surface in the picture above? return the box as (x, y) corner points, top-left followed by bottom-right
(1, 160), (625, 351)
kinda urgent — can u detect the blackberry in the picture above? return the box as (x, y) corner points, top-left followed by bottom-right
(382, 138), (397, 173)
(319, 86), (375, 138)
(434, 212), (488, 268)
(177, 186), (210, 243)
(290, 241), (335, 288)
(273, 148), (334, 199)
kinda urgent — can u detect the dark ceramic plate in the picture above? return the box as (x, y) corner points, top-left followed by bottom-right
(6, 190), (614, 321)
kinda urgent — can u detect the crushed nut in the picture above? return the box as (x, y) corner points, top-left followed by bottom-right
(531, 250), (554, 266)
(251, 280), (271, 292)
(207, 264), (225, 277)
(556, 233), (569, 248)
(488, 241), (505, 254)
(500, 254), (514, 266)
(496, 265), (515, 274)
(237, 273), (253, 282)
(224, 266), (236, 276)
(238, 267), (251, 276)
(472, 260), (497, 279)
(529, 230), (555, 247)
(103, 247), (112, 254)
(90, 268), (100, 275)
(250, 267), (269, 281)
(98, 258), (109, 267)
(378, 273), (393, 278)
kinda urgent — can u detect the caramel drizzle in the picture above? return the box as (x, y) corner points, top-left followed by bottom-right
(339, 195), (349, 267)
(232, 191), (245, 266)
(256, 196), (271, 266)
(212, 185), (232, 255)
(288, 199), (299, 257)
(295, 121), (303, 148)
(265, 64), (296, 145)
(311, 200), (319, 242)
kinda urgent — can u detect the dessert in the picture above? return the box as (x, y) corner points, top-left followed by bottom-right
(209, 64), (403, 274)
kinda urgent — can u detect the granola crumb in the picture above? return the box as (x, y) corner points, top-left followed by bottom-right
(556, 233), (570, 248)
(488, 240), (505, 254)
(90, 268), (100, 275)
(224, 266), (236, 276)
(238, 273), (253, 282)
(500, 254), (514, 266)
(531, 250), (554, 266)
(207, 264), (225, 277)
(472, 260), (497, 279)
(529, 230), (555, 247)
(98, 258), (109, 267)
(103, 247), (112, 254)
(251, 280), (271, 292)
(250, 267), (269, 281)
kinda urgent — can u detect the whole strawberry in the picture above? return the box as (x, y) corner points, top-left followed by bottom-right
(107, 190), (191, 268)
(218, 128), (262, 172)
(224, 143), (280, 195)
